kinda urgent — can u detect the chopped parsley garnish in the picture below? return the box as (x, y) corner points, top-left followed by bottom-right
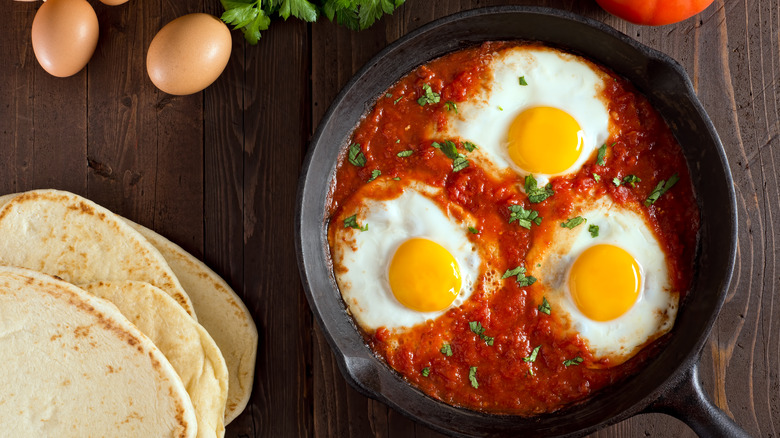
(538, 297), (551, 315)
(417, 84), (440, 106)
(508, 205), (542, 229)
(367, 169), (381, 182)
(343, 214), (367, 231)
(593, 173), (601, 182)
(422, 367), (431, 377)
(468, 226), (479, 234)
(348, 143), (366, 167)
(393, 177), (401, 181)
(502, 266), (537, 287)
(445, 101), (458, 113)
(469, 321), (494, 346)
(524, 175), (554, 203)
(440, 343), (453, 357)
(622, 175), (641, 187)
(385, 93), (392, 98)
(596, 144), (608, 166)
(563, 356), (584, 367)
(518, 76), (528, 86)
(397, 150), (414, 157)
(588, 224), (599, 238)
(468, 366), (479, 388)
(561, 216), (586, 229)
(463, 141), (478, 152)
(432, 140), (470, 172)
(523, 345), (541, 363)
(394, 96), (403, 104)
(645, 173), (680, 206)
(395, 139), (400, 143)
(612, 177), (621, 187)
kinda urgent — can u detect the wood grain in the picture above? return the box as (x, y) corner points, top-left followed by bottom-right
(0, 0), (777, 436)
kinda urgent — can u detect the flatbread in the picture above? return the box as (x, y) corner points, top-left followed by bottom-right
(0, 265), (197, 437)
(127, 222), (257, 424)
(84, 281), (228, 438)
(0, 190), (196, 318)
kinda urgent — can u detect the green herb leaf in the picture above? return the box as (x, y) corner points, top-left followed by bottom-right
(220, 0), (271, 45)
(502, 266), (537, 287)
(343, 214), (368, 231)
(393, 177), (401, 181)
(561, 216), (586, 229)
(588, 224), (599, 238)
(507, 205), (542, 229)
(394, 96), (403, 104)
(523, 345), (541, 363)
(417, 83), (440, 106)
(463, 141), (478, 152)
(563, 356), (584, 367)
(469, 321), (494, 346)
(452, 156), (469, 172)
(468, 226), (479, 234)
(518, 76), (528, 86)
(524, 175), (554, 203)
(623, 175), (641, 187)
(445, 101), (458, 113)
(596, 144), (608, 166)
(440, 343), (453, 357)
(348, 143), (366, 167)
(498, 106), (504, 111)
(469, 366), (479, 388)
(436, 140), (459, 159)
(367, 169), (381, 182)
(645, 173), (680, 206)
(593, 173), (601, 182)
(321, 0), (405, 31)
(397, 150), (414, 157)
(422, 367), (431, 377)
(538, 296), (551, 315)
(501, 266), (524, 279)
(613, 177), (622, 187)
(385, 93), (392, 98)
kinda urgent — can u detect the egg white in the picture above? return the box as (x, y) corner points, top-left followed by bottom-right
(527, 198), (677, 367)
(331, 183), (481, 333)
(445, 46), (611, 186)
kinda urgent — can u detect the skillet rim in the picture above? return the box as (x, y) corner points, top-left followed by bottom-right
(295, 6), (737, 437)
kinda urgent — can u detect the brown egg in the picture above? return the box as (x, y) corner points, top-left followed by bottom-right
(31, 0), (98, 77)
(99, 0), (130, 5)
(146, 13), (232, 96)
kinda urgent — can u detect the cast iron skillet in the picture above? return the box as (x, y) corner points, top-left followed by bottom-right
(296, 6), (746, 437)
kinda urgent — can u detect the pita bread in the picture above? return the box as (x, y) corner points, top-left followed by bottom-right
(0, 265), (197, 437)
(0, 190), (196, 318)
(127, 222), (257, 424)
(84, 281), (229, 438)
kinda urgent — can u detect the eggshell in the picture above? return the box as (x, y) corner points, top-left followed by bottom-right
(146, 13), (232, 96)
(31, 0), (99, 77)
(99, 0), (130, 5)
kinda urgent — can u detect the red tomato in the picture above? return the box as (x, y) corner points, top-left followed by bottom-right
(595, 0), (715, 25)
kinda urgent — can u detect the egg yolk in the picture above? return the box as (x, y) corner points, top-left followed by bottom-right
(388, 238), (461, 312)
(568, 244), (641, 321)
(507, 106), (584, 175)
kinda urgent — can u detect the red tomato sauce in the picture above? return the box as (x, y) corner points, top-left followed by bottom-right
(326, 42), (699, 415)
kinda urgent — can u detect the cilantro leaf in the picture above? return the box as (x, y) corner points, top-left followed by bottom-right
(417, 83), (440, 106)
(468, 226), (479, 234)
(432, 140), (469, 172)
(397, 150), (414, 157)
(348, 143), (366, 167)
(613, 177), (621, 187)
(469, 321), (494, 346)
(596, 143), (607, 166)
(593, 173), (601, 182)
(422, 367), (430, 377)
(463, 141), (478, 152)
(563, 356), (584, 367)
(588, 224), (599, 238)
(343, 214), (367, 231)
(518, 76), (528, 86)
(452, 156), (469, 172)
(440, 343), (453, 357)
(445, 101), (458, 113)
(561, 216), (586, 229)
(502, 266), (537, 287)
(468, 366), (478, 388)
(524, 175), (554, 203)
(623, 174), (641, 187)
(367, 169), (381, 182)
(538, 297), (551, 315)
(645, 173), (680, 206)
(523, 345), (541, 363)
(507, 205), (542, 229)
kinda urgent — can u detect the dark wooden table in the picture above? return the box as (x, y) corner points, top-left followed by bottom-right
(2, 0), (778, 436)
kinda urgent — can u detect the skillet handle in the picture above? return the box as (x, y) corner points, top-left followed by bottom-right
(644, 362), (752, 437)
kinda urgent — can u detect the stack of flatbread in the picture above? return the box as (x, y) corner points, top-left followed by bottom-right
(0, 190), (257, 437)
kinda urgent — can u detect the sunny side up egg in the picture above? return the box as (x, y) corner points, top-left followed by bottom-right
(444, 46), (612, 186)
(527, 197), (678, 368)
(330, 182), (483, 332)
